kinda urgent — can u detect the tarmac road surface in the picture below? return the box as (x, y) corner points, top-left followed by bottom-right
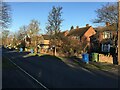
(2, 48), (119, 88)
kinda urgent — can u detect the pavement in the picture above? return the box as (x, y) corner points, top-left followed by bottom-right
(2, 48), (119, 88)
(61, 56), (119, 78)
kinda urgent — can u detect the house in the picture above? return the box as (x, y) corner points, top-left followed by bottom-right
(90, 22), (118, 54)
(66, 24), (96, 52)
(61, 30), (69, 36)
(40, 35), (50, 49)
(24, 35), (31, 47)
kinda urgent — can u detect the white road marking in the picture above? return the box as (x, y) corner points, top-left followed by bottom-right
(80, 67), (95, 75)
(4, 55), (49, 90)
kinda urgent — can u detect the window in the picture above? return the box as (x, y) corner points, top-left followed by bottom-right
(101, 44), (110, 52)
(76, 36), (80, 40)
(103, 31), (111, 39)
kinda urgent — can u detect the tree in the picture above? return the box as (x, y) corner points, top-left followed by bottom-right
(93, 3), (118, 48)
(118, 1), (120, 65)
(27, 19), (40, 37)
(17, 25), (27, 41)
(15, 25), (28, 50)
(93, 3), (118, 25)
(12, 33), (18, 48)
(46, 6), (63, 35)
(60, 36), (82, 56)
(2, 30), (10, 46)
(0, 2), (11, 47)
(27, 19), (40, 53)
(46, 6), (63, 52)
(0, 2), (11, 29)
(70, 26), (74, 30)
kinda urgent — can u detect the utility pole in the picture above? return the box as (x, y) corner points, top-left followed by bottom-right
(118, 0), (120, 65)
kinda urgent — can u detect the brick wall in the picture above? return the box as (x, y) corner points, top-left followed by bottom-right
(84, 27), (96, 42)
(99, 54), (113, 64)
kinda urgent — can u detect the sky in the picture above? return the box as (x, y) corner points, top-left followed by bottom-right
(7, 2), (109, 34)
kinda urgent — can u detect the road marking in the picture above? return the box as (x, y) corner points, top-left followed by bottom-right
(4, 55), (49, 90)
(80, 67), (95, 75)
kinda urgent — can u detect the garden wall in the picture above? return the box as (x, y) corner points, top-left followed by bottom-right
(99, 54), (113, 64)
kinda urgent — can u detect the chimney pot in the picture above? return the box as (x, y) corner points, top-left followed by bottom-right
(106, 22), (110, 26)
(86, 24), (89, 27)
(76, 26), (79, 29)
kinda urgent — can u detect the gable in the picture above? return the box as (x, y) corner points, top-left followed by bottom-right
(84, 27), (96, 38)
(42, 35), (50, 40)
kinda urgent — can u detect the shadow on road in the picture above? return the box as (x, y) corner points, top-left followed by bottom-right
(2, 49), (119, 88)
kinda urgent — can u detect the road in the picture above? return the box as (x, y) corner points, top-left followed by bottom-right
(2, 48), (119, 88)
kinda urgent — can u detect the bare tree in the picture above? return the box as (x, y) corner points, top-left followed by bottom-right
(70, 26), (74, 30)
(17, 25), (27, 41)
(93, 3), (118, 25)
(12, 33), (18, 48)
(2, 30), (10, 46)
(27, 19), (41, 53)
(27, 19), (40, 37)
(16, 25), (28, 50)
(0, 1), (11, 29)
(46, 6), (63, 35)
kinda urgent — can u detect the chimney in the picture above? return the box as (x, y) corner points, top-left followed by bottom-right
(76, 26), (79, 29)
(70, 26), (74, 30)
(86, 24), (89, 27)
(64, 30), (69, 36)
(106, 22), (110, 26)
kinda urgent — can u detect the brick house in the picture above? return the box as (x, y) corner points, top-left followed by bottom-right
(67, 24), (96, 52)
(90, 22), (118, 54)
(40, 35), (50, 49)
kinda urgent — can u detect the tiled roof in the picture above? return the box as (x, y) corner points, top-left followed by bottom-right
(42, 35), (50, 40)
(95, 24), (117, 32)
(67, 26), (91, 36)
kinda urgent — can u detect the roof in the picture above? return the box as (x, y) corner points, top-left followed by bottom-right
(59, 30), (69, 36)
(67, 26), (91, 37)
(42, 35), (50, 40)
(95, 24), (117, 32)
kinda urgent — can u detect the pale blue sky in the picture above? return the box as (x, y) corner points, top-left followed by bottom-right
(8, 2), (109, 34)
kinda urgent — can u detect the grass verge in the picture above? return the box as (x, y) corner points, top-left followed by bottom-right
(23, 53), (44, 58)
(59, 56), (118, 75)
